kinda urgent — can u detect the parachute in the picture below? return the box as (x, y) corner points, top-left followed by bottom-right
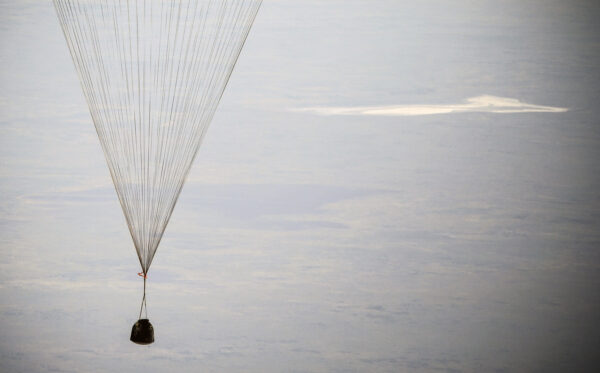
(53, 0), (262, 343)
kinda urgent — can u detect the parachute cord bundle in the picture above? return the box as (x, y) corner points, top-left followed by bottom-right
(52, 0), (262, 274)
(138, 272), (148, 320)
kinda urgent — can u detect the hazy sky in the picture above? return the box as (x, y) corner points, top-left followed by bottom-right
(1, 0), (600, 372)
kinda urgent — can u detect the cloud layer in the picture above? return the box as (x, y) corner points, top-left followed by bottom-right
(297, 95), (569, 116)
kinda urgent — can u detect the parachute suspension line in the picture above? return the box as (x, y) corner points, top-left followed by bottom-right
(138, 274), (148, 320)
(52, 0), (263, 274)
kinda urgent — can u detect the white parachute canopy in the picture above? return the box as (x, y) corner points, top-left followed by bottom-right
(54, 0), (262, 274)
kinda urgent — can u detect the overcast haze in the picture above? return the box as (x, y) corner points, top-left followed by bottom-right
(1, 0), (600, 372)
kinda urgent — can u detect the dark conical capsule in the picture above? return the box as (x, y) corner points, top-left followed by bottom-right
(130, 318), (154, 345)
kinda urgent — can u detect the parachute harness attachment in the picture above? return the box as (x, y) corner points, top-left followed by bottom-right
(138, 273), (148, 320)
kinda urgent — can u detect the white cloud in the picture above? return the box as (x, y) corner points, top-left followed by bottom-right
(295, 95), (569, 116)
